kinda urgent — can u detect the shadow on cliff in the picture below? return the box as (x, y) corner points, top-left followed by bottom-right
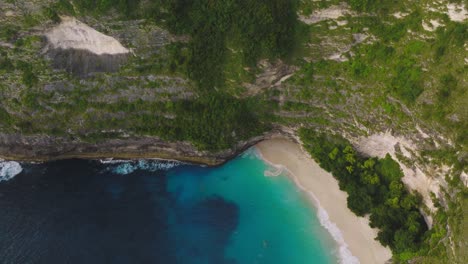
(45, 47), (129, 77)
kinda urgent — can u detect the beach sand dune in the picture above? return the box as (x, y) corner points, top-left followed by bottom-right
(256, 138), (392, 264)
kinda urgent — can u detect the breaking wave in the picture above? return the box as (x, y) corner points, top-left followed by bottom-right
(283, 171), (360, 264)
(254, 148), (360, 264)
(0, 161), (23, 182)
(101, 159), (182, 175)
(316, 205), (360, 264)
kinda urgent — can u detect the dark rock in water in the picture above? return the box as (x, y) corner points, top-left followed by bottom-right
(46, 48), (129, 77)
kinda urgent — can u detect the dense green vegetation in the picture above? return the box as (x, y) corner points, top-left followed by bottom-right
(0, 108), (13, 128)
(413, 169), (468, 263)
(347, 0), (381, 12)
(0, 0), (287, 150)
(333, 12), (466, 148)
(0, 25), (18, 42)
(120, 0), (299, 147)
(0, 51), (14, 72)
(299, 129), (428, 259)
(17, 61), (38, 88)
(47, 0), (141, 18)
(422, 22), (467, 146)
(160, 0), (299, 91)
(171, 94), (269, 150)
(7, 85), (270, 151)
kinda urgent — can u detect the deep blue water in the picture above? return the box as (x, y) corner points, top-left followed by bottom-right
(0, 149), (337, 264)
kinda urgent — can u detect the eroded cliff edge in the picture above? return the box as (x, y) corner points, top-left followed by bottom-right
(0, 128), (296, 166)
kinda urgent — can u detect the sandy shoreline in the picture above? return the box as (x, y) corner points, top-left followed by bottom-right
(256, 138), (392, 264)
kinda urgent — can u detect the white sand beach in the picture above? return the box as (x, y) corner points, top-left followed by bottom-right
(256, 138), (392, 264)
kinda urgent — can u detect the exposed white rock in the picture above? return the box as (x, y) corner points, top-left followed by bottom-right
(447, 3), (467, 22)
(392, 12), (408, 19)
(416, 125), (430, 139)
(353, 131), (443, 218)
(5, 10), (15, 17)
(0, 42), (14, 49)
(299, 3), (353, 24)
(422, 19), (442, 31)
(326, 33), (367, 62)
(354, 131), (415, 159)
(328, 53), (348, 62)
(336, 20), (348, 26)
(461, 171), (468, 187)
(45, 16), (129, 55)
(274, 73), (295, 86)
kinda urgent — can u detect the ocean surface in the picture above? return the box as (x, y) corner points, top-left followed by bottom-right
(0, 149), (338, 264)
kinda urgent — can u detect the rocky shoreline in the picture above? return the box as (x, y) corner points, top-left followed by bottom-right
(0, 128), (298, 166)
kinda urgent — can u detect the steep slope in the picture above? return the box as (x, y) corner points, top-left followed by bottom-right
(0, 0), (466, 262)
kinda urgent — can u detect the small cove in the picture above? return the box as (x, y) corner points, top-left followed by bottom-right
(0, 148), (338, 263)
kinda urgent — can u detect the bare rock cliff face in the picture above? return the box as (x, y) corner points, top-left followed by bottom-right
(45, 48), (128, 77)
(44, 16), (130, 76)
(0, 128), (296, 166)
(351, 131), (444, 227)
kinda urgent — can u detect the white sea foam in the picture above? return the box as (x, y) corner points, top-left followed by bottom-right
(105, 159), (182, 175)
(263, 163), (285, 177)
(254, 148), (360, 264)
(0, 160), (23, 182)
(288, 174), (360, 264)
(316, 205), (360, 264)
(99, 158), (126, 164)
(241, 148), (259, 160)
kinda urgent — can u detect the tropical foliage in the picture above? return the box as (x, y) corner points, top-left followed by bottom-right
(299, 129), (428, 259)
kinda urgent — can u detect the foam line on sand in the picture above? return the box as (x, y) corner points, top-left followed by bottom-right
(256, 138), (392, 264)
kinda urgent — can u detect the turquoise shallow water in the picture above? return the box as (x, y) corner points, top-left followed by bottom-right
(0, 148), (338, 263)
(167, 149), (338, 264)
